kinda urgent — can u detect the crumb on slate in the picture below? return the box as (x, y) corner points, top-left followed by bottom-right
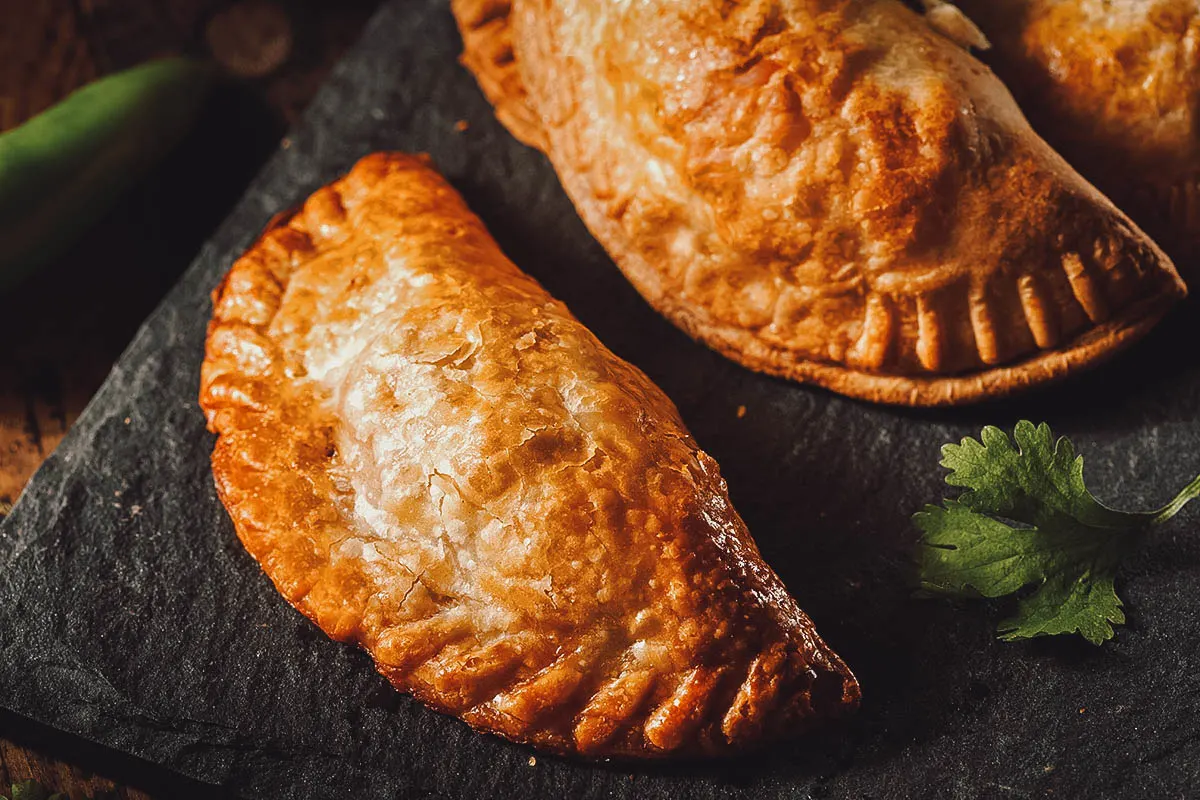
(736, 405), (746, 418)
(528, 756), (536, 767)
(455, 119), (470, 132)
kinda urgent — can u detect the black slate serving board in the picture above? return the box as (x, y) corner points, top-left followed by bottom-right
(5, 2), (1200, 797)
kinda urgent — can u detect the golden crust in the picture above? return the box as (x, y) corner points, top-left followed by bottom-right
(453, 0), (545, 149)
(453, 0), (1186, 407)
(200, 153), (859, 758)
(954, 0), (1200, 268)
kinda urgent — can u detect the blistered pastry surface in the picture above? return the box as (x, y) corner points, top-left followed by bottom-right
(200, 153), (858, 757)
(454, 0), (1185, 405)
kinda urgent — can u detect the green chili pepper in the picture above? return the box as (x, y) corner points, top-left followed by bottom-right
(0, 57), (213, 289)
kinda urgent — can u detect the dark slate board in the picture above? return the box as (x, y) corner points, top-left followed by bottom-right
(4, 2), (1200, 797)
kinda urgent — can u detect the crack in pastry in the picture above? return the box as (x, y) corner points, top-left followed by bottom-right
(452, 0), (1187, 406)
(200, 152), (859, 757)
(949, 0), (1200, 272)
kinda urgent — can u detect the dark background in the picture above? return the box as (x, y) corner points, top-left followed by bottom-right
(4, 2), (1200, 798)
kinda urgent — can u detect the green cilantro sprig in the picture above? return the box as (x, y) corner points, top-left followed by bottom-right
(914, 421), (1200, 645)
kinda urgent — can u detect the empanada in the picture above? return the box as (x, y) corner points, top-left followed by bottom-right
(200, 153), (859, 757)
(452, 0), (1187, 406)
(950, 0), (1200, 270)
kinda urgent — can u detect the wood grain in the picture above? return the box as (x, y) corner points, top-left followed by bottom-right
(0, 737), (152, 799)
(0, 1), (98, 130)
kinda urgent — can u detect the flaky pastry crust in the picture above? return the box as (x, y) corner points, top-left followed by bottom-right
(953, 0), (1200, 270)
(452, 0), (1186, 406)
(200, 153), (859, 758)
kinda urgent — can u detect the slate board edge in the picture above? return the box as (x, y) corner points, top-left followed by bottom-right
(0, 2), (400, 785)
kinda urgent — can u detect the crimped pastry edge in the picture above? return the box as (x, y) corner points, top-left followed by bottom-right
(655, 287), (1176, 407)
(451, 0), (1185, 407)
(201, 152), (861, 759)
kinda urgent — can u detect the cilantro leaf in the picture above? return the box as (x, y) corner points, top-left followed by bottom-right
(941, 421), (1143, 530)
(915, 421), (1200, 644)
(999, 571), (1124, 644)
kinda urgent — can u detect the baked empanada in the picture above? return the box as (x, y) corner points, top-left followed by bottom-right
(453, 0), (1187, 406)
(200, 153), (859, 757)
(950, 0), (1200, 270)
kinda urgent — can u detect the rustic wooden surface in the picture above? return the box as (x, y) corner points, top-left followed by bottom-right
(0, 1), (380, 795)
(0, 737), (152, 800)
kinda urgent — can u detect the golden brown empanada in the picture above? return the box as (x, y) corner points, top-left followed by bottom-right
(452, 0), (1187, 406)
(950, 0), (1200, 270)
(200, 153), (859, 758)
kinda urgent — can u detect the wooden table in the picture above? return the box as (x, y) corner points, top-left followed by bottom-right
(0, 2), (380, 795)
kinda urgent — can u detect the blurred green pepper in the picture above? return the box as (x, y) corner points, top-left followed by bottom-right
(0, 57), (212, 290)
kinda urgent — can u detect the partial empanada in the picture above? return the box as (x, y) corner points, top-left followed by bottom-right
(200, 153), (859, 757)
(950, 0), (1200, 270)
(452, 0), (1187, 406)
